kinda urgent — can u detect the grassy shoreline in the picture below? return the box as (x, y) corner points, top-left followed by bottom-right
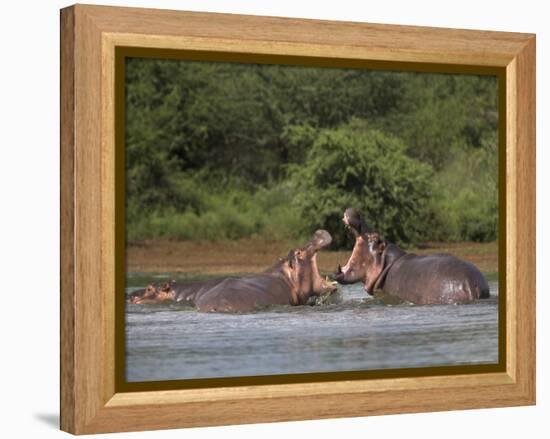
(126, 239), (498, 276)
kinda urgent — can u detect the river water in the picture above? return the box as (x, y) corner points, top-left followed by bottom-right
(125, 275), (499, 382)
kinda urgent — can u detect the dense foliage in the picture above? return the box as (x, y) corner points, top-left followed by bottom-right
(125, 58), (498, 247)
(287, 123), (434, 245)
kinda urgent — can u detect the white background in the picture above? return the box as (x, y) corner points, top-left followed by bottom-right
(0, 0), (546, 437)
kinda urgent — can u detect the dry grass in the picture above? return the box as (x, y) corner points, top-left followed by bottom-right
(126, 239), (498, 275)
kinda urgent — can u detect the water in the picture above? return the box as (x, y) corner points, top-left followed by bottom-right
(125, 277), (499, 382)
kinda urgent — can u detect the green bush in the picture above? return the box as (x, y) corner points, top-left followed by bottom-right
(429, 135), (498, 242)
(124, 59), (498, 245)
(287, 121), (434, 246)
(126, 177), (304, 242)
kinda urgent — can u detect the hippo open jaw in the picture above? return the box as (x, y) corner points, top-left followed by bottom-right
(306, 230), (338, 297)
(284, 229), (338, 301)
(332, 210), (371, 284)
(310, 252), (338, 295)
(305, 229), (333, 253)
(342, 207), (372, 238)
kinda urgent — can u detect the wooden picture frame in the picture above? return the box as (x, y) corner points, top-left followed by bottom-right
(60, 4), (536, 434)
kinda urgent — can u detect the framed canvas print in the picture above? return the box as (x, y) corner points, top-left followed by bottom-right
(60, 4), (536, 434)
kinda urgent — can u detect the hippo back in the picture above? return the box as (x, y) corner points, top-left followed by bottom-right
(194, 274), (293, 313)
(381, 253), (490, 304)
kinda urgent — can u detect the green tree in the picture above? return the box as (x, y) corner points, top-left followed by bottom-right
(124, 58), (498, 245)
(288, 121), (434, 246)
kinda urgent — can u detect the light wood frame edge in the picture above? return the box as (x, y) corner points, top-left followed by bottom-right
(60, 4), (536, 434)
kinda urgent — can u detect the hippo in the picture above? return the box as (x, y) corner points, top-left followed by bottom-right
(333, 208), (490, 304)
(128, 230), (338, 312)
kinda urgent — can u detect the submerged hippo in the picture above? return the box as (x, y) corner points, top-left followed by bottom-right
(333, 208), (490, 304)
(128, 230), (338, 313)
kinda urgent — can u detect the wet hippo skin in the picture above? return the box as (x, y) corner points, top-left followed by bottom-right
(333, 208), (490, 304)
(128, 230), (337, 312)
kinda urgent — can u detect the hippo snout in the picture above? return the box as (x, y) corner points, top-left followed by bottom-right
(309, 229), (332, 251)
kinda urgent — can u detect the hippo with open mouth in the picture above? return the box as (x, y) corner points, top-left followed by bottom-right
(128, 230), (338, 312)
(333, 208), (490, 304)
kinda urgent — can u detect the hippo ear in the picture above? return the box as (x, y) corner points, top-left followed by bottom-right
(378, 240), (386, 254)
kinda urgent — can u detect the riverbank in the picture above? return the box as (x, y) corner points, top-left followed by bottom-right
(126, 239), (498, 275)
